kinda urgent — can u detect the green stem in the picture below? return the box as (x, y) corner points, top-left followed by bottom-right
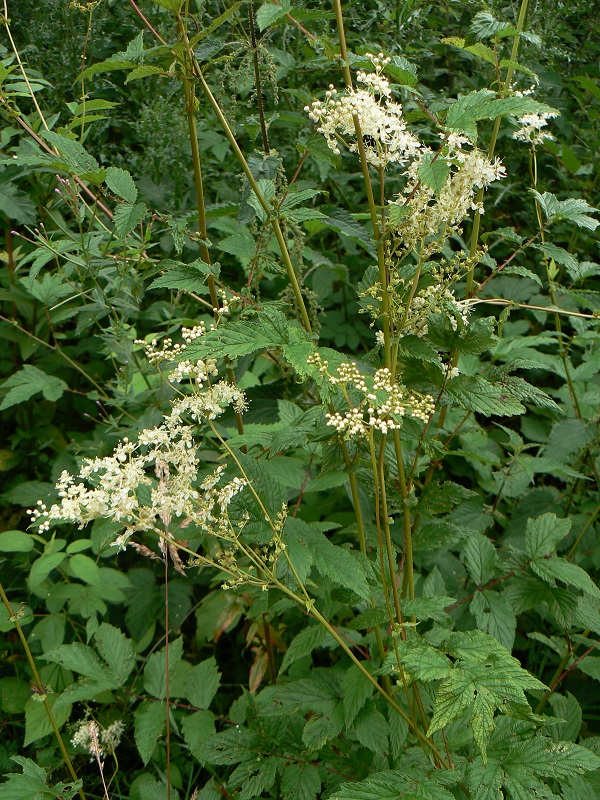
(192, 67), (313, 334)
(0, 582), (87, 800)
(465, 0), (529, 296)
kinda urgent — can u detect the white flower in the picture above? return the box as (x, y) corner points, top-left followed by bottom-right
(512, 110), (558, 146)
(305, 54), (422, 170)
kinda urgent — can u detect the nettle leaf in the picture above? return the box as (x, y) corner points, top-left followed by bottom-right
(42, 642), (112, 681)
(0, 365), (68, 410)
(285, 518), (371, 599)
(524, 513), (572, 559)
(445, 90), (556, 141)
(255, 1), (288, 31)
(502, 265), (542, 286)
(148, 258), (217, 293)
(441, 37), (496, 66)
(390, 639), (454, 682)
(531, 190), (599, 231)
(403, 596), (455, 623)
(2, 756), (82, 800)
(24, 695), (72, 747)
(184, 657), (221, 708)
(0, 181), (37, 224)
(134, 700), (165, 765)
(113, 201), (148, 237)
(42, 131), (99, 173)
(183, 306), (310, 361)
(315, 206), (376, 256)
(105, 166), (138, 203)
(444, 375), (525, 417)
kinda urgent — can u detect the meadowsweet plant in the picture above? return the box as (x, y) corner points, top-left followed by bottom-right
(2, 2), (600, 800)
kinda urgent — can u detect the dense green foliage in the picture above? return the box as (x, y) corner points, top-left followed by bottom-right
(1, 1), (600, 799)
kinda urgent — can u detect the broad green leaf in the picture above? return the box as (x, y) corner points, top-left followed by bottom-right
(341, 664), (375, 727)
(417, 153), (449, 194)
(105, 166), (137, 203)
(0, 530), (34, 552)
(280, 763), (322, 800)
(184, 657), (221, 709)
(0, 181), (37, 224)
(530, 557), (600, 599)
(134, 700), (165, 765)
(333, 770), (457, 800)
(531, 190), (599, 231)
(0, 365), (68, 410)
(402, 596), (455, 622)
(470, 590), (517, 650)
(354, 707), (389, 754)
(445, 375), (525, 416)
(502, 265), (542, 286)
(24, 695), (72, 746)
(256, 1), (288, 31)
(392, 640), (453, 682)
(463, 534), (498, 585)
(28, 552), (67, 589)
(285, 518), (371, 599)
(94, 623), (135, 684)
(43, 642), (110, 679)
(69, 553), (101, 584)
(143, 637), (184, 699)
(524, 513), (572, 559)
(280, 625), (329, 675)
(181, 710), (216, 761)
(113, 201), (147, 237)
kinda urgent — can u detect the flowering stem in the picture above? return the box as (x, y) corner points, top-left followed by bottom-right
(332, 0), (391, 367)
(465, 0), (530, 296)
(0, 581), (87, 800)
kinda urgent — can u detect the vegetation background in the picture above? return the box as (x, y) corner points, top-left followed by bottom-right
(1, 1), (600, 799)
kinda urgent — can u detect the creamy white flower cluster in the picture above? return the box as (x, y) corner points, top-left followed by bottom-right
(404, 284), (472, 338)
(135, 324), (218, 387)
(28, 383), (248, 549)
(307, 355), (435, 437)
(512, 110), (558, 146)
(71, 718), (125, 758)
(389, 133), (506, 255)
(304, 53), (423, 169)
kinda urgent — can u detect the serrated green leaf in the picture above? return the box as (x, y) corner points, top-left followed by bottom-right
(285, 518), (370, 599)
(181, 710), (216, 761)
(354, 707), (389, 754)
(280, 763), (321, 800)
(143, 637), (184, 699)
(1, 365), (68, 410)
(105, 166), (137, 203)
(42, 642), (111, 680)
(445, 375), (525, 416)
(0, 181), (37, 224)
(417, 153), (449, 194)
(464, 534), (498, 585)
(94, 623), (135, 684)
(134, 700), (165, 765)
(255, 2), (288, 31)
(333, 770), (456, 800)
(42, 131), (99, 173)
(280, 625), (329, 675)
(148, 259), (215, 293)
(184, 657), (220, 708)
(524, 513), (572, 559)
(471, 590), (517, 650)
(24, 695), (72, 746)
(502, 265), (542, 286)
(531, 191), (599, 231)
(531, 557), (600, 598)
(341, 665), (375, 728)
(113, 202), (147, 237)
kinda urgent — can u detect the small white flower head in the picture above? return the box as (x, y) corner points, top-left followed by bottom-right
(305, 52), (422, 170)
(512, 110), (559, 146)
